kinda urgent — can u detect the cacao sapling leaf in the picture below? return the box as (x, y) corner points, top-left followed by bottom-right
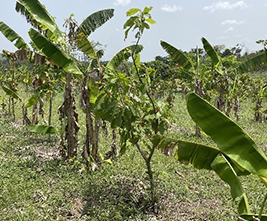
(25, 93), (39, 108)
(126, 8), (141, 16)
(25, 125), (57, 135)
(2, 86), (20, 100)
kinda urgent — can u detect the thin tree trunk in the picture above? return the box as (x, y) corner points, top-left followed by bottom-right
(105, 129), (117, 160)
(58, 72), (79, 159)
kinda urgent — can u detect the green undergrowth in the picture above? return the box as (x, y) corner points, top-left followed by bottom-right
(0, 93), (266, 220)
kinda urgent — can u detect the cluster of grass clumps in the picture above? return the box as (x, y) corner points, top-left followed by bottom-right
(0, 93), (266, 220)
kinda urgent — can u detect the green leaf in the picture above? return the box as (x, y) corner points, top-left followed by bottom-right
(0, 21), (29, 49)
(143, 6), (153, 14)
(161, 41), (193, 70)
(2, 86), (20, 100)
(126, 8), (141, 16)
(29, 28), (82, 75)
(237, 52), (267, 73)
(106, 45), (143, 71)
(79, 9), (114, 37)
(240, 214), (267, 221)
(186, 93), (267, 178)
(15, 2), (40, 30)
(177, 141), (220, 170)
(25, 93), (39, 108)
(75, 31), (97, 59)
(146, 18), (156, 24)
(123, 16), (138, 29)
(211, 154), (250, 214)
(201, 37), (220, 67)
(25, 125), (57, 134)
(18, 0), (63, 43)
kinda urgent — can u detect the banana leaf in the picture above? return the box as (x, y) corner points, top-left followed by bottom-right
(29, 28), (82, 75)
(160, 41), (193, 70)
(237, 52), (267, 74)
(240, 214), (267, 221)
(15, 2), (39, 30)
(177, 141), (220, 170)
(211, 154), (250, 214)
(75, 31), (97, 59)
(201, 37), (220, 67)
(79, 9), (114, 37)
(177, 141), (250, 213)
(186, 92), (267, 178)
(0, 21), (29, 49)
(106, 45), (143, 70)
(17, 0), (63, 43)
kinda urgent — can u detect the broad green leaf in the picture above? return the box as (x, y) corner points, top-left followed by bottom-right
(2, 86), (20, 100)
(201, 37), (220, 67)
(143, 6), (153, 14)
(161, 41), (193, 70)
(240, 214), (267, 221)
(126, 8), (141, 16)
(18, 0), (63, 43)
(75, 31), (97, 59)
(186, 93), (267, 178)
(146, 18), (156, 24)
(123, 16), (138, 29)
(25, 125), (57, 135)
(211, 154), (250, 214)
(25, 93), (39, 108)
(29, 28), (82, 75)
(79, 9), (114, 37)
(177, 141), (220, 170)
(15, 2), (39, 30)
(106, 45), (143, 71)
(0, 21), (29, 49)
(237, 52), (267, 73)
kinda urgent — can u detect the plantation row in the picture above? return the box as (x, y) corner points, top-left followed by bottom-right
(0, 1), (267, 220)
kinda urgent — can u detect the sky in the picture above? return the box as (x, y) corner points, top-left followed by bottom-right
(1, 0), (267, 61)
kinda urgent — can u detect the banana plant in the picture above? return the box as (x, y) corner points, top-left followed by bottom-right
(17, 0), (114, 160)
(161, 37), (221, 135)
(174, 92), (267, 219)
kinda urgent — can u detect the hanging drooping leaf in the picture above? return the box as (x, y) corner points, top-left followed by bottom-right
(2, 86), (20, 100)
(29, 28), (82, 75)
(201, 37), (220, 67)
(186, 92), (267, 178)
(0, 21), (29, 49)
(17, 0), (63, 43)
(79, 9), (114, 37)
(177, 141), (220, 170)
(106, 45), (143, 71)
(211, 154), (250, 214)
(237, 52), (267, 73)
(160, 41), (193, 70)
(15, 2), (40, 30)
(75, 31), (97, 59)
(25, 125), (57, 134)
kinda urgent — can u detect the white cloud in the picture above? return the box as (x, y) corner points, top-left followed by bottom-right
(161, 4), (183, 13)
(203, 1), (248, 13)
(113, 0), (131, 6)
(217, 36), (230, 40)
(221, 19), (245, 25)
(225, 27), (235, 33)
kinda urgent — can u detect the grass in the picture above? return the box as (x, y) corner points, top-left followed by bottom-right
(0, 90), (266, 220)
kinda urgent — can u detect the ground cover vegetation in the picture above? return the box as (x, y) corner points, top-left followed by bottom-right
(0, 0), (267, 220)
